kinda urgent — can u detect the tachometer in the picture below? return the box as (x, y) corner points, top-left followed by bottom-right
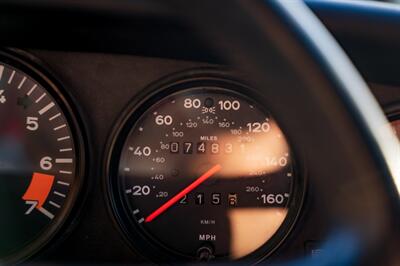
(0, 52), (85, 263)
(107, 73), (303, 263)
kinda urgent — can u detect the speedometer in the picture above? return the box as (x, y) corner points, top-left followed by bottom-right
(107, 73), (303, 263)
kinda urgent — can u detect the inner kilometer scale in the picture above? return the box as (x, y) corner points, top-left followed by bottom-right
(109, 79), (299, 263)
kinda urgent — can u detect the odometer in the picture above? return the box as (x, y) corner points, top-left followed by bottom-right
(107, 75), (303, 263)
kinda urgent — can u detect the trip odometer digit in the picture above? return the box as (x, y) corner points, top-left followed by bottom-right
(0, 53), (85, 263)
(107, 74), (303, 263)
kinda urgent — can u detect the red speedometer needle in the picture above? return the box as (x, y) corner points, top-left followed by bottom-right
(145, 164), (222, 223)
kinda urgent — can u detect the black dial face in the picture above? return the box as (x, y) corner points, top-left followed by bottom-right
(109, 79), (301, 263)
(0, 58), (84, 262)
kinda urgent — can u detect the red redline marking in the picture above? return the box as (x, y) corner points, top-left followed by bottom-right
(145, 164), (222, 223)
(22, 172), (54, 208)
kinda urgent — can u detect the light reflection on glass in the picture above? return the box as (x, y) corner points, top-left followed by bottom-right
(212, 120), (290, 178)
(228, 208), (288, 259)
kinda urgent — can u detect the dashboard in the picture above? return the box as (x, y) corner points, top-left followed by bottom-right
(0, 0), (399, 265)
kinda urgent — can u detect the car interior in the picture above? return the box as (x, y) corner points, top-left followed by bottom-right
(0, 0), (399, 265)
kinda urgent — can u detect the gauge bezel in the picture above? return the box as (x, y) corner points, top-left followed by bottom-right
(0, 49), (89, 264)
(105, 68), (306, 264)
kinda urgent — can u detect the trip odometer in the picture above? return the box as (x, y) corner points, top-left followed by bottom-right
(108, 74), (302, 263)
(0, 53), (85, 263)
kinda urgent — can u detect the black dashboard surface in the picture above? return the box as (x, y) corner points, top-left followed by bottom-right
(14, 50), (313, 264)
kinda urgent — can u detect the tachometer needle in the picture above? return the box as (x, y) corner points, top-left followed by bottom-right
(145, 164), (222, 223)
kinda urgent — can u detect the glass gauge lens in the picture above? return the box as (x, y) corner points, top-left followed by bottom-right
(0, 59), (84, 262)
(110, 79), (301, 262)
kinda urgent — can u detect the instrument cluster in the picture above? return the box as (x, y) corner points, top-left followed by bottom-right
(0, 48), (398, 264)
(0, 50), (305, 264)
